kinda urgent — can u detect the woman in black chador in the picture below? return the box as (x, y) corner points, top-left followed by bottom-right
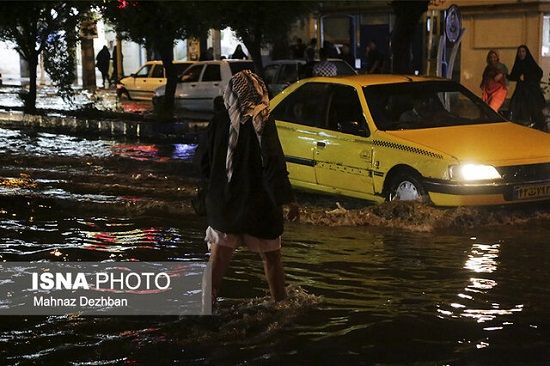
(509, 45), (546, 130)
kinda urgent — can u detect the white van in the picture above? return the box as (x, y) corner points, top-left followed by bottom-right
(153, 60), (255, 112)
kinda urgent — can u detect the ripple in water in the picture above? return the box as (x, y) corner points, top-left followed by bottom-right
(0, 128), (196, 162)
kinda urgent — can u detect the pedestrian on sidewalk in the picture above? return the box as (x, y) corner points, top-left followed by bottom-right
(305, 38), (317, 63)
(200, 70), (300, 305)
(96, 46), (110, 89)
(231, 44), (248, 60)
(290, 37), (306, 59)
(509, 45), (546, 130)
(480, 49), (508, 112)
(362, 40), (384, 74)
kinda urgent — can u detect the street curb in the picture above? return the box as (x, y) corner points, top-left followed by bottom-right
(0, 109), (207, 141)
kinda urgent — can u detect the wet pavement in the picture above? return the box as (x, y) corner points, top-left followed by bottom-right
(0, 127), (550, 364)
(0, 85), (213, 122)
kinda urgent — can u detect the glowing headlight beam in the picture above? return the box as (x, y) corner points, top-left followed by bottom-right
(450, 164), (501, 181)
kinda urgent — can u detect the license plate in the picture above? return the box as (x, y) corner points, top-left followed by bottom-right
(513, 183), (550, 200)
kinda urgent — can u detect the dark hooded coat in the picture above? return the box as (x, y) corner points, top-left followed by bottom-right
(96, 46), (110, 74)
(200, 110), (294, 239)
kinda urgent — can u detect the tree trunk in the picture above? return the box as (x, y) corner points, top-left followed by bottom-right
(241, 34), (263, 79)
(25, 52), (38, 114)
(158, 42), (176, 120)
(81, 38), (97, 90)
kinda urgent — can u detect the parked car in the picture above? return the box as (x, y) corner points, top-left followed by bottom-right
(263, 59), (357, 96)
(116, 60), (195, 100)
(270, 75), (550, 206)
(152, 60), (255, 112)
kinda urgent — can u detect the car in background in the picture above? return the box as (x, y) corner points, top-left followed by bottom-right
(271, 75), (550, 206)
(263, 59), (357, 96)
(152, 60), (255, 112)
(117, 60), (195, 100)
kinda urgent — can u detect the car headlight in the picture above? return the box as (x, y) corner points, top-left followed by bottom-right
(449, 164), (501, 181)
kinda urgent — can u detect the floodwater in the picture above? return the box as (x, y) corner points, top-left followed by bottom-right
(1, 127), (550, 365)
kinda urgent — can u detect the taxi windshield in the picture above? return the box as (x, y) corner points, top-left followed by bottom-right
(363, 80), (506, 131)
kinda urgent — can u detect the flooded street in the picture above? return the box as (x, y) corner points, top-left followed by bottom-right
(0, 127), (550, 365)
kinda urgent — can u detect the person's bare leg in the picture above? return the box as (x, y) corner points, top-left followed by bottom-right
(260, 249), (287, 301)
(209, 243), (235, 302)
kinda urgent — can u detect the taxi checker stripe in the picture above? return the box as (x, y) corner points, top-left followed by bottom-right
(373, 140), (443, 160)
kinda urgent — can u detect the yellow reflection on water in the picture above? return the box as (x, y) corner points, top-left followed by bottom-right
(438, 240), (523, 327)
(464, 243), (499, 274)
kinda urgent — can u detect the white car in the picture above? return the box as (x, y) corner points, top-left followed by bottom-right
(117, 60), (195, 100)
(152, 60), (255, 112)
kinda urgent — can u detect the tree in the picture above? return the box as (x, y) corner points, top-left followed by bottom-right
(217, 1), (317, 75)
(0, 1), (88, 113)
(390, 1), (429, 74)
(101, 0), (211, 118)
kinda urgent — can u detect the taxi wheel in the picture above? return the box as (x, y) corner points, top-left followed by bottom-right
(387, 172), (428, 203)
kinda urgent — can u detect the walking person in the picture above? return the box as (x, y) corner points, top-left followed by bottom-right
(95, 46), (110, 89)
(231, 44), (248, 60)
(363, 40), (384, 74)
(509, 45), (546, 130)
(200, 70), (300, 304)
(291, 37), (306, 60)
(480, 50), (508, 112)
(305, 38), (317, 63)
(312, 48), (337, 77)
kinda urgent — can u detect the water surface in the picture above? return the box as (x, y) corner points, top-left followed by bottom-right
(0, 129), (549, 365)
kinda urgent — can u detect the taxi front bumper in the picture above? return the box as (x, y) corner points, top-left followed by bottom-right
(424, 178), (550, 206)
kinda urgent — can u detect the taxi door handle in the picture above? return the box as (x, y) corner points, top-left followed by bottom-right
(317, 141), (326, 148)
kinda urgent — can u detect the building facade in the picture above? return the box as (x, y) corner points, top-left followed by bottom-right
(430, 0), (550, 98)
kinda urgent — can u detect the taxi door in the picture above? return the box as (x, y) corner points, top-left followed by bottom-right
(142, 64), (167, 98)
(127, 63), (152, 99)
(272, 82), (332, 189)
(313, 84), (375, 197)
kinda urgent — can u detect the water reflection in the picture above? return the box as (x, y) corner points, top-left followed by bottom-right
(0, 86), (98, 110)
(0, 127), (196, 162)
(438, 238), (523, 326)
(464, 242), (500, 274)
(0, 126), (549, 363)
(0, 212), (548, 363)
(110, 143), (196, 162)
(0, 214), (206, 263)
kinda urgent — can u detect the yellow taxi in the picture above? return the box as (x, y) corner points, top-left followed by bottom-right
(270, 75), (550, 206)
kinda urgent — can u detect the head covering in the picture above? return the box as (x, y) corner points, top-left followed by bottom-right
(486, 49), (499, 65)
(514, 45), (535, 63)
(223, 69), (270, 182)
(481, 50), (502, 88)
(510, 44), (541, 81)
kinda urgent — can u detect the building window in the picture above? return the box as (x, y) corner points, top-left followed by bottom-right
(542, 15), (550, 57)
